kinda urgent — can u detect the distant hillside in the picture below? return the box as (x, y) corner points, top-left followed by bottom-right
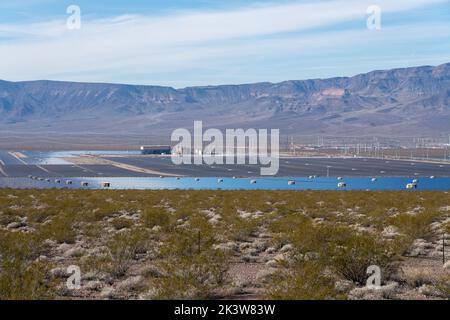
(0, 63), (449, 138)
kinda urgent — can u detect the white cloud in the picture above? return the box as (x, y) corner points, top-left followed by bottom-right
(0, 0), (447, 84)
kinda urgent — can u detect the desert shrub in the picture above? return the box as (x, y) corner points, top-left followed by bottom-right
(39, 214), (76, 244)
(435, 274), (450, 298)
(389, 211), (438, 241)
(153, 229), (229, 299)
(110, 217), (133, 230)
(81, 223), (103, 239)
(79, 252), (112, 275)
(142, 207), (171, 229)
(227, 216), (262, 242)
(153, 251), (228, 299)
(401, 266), (436, 287)
(265, 259), (341, 300)
(82, 207), (115, 222)
(26, 208), (53, 224)
(442, 221), (450, 234)
(106, 228), (151, 277)
(0, 260), (52, 300)
(270, 215), (398, 285)
(269, 214), (315, 251)
(0, 212), (20, 227)
(327, 231), (396, 285)
(0, 231), (53, 299)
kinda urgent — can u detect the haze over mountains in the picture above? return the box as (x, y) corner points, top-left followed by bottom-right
(0, 63), (449, 143)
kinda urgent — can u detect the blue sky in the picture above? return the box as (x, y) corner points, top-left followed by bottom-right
(1, 0), (449, 87)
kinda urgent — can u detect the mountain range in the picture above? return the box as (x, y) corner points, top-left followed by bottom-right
(1, 63), (449, 142)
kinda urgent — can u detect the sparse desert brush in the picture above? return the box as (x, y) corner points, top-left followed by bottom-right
(0, 211), (21, 227)
(173, 207), (197, 221)
(80, 206), (114, 222)
(389, 210), (439, 241)
(272, 204), (296, 217)
(236, 192), (272, 213)
(153, 229), (229, 299)
(0, 231), (42, 264)
(0, 260), (53, 300)
(79, 252), (112, 276)
(0, 231), (54, 299)
(106, 228), (152, 277)
(228, 216), (262, 242)
(81, 222), (103, 239)
(110, 217), (133, 230)
(26, 207), (54, 224)
(327, 231), (397, 285)
(0, 189), (449, 300)
(152, 251), (228, 299)
(442, 221), (450, 234)
(401, 265), (437, 287)
(161, 221), (216, 258)
(435, 274), (450, 298)
(269, 213), (313, 247)
(265, 259), (341, 300)
(142, 207), (171, 229)
(38, 214), (76, 244)
(271, 216), (399, 285)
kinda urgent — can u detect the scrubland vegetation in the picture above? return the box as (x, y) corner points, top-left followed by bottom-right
(0, 190), (448, 300)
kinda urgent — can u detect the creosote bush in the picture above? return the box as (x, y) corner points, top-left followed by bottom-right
(106, 228), (152, 277)
(152, 227), (229, 299)
(327, 231), (396, 284)
(143, 207), (171, 229)
(0, 231), (54, 299)
(110, 217), (133, 230)
(266, 260), (342, 300)
(40, 214), (76, 244)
